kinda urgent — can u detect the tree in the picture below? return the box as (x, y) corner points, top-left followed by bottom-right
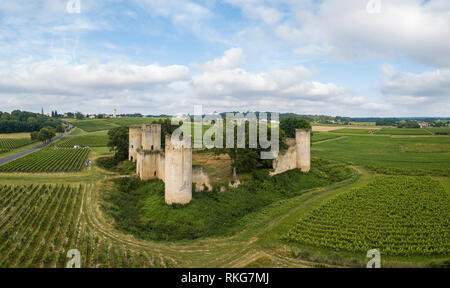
(38, 127), (56, 143)
(157, 118), (181, 148)
(107, 126), (129, 162)
(0, 110), (62, 133)
(398, 121), (420, 128)
(212, 120), (287, 174)
(55, 125), (65, 133)
(280, 117), (311, 138)
(30, 131), (39, 141)
(75, 112), (84, 120)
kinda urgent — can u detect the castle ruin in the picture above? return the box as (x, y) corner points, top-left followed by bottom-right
(130, 125), (311, 205)
(271, 129), (311, 175)
(129, 124), (192, 205)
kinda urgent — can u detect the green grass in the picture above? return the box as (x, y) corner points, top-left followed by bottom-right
(311, 132), (342, 143)
(425, 127), (450, 135)
(101, 159), (355, 241)
(313, 135), (450, 175)
(375, 128), (432, 135)
(329, 129), (374, 135)
(56, 134), (109, 148)
(284, 175), (450, 256)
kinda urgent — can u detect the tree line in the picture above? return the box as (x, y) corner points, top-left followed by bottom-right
(0, 110), (63, 134)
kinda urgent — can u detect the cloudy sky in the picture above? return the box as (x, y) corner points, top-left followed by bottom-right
(0, 0), (449, 116)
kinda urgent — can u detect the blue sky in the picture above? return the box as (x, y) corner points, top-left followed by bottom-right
(0, 0), (449, 117)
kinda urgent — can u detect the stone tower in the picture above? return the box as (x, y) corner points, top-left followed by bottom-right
(136, 124), (163, 180)
(128, 125), (142, 162)
(295, 129), (310, 172)
(141, 124), (161, 151)
(164, 134), (192, 205)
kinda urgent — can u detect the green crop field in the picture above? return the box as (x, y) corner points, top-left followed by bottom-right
(0, 138), (35, 154)
(105, 117), (166, 126)
(425, 127), (450, 135)
(66, 117), (170, 132)
(0, 147), (90, 173)
(313, 135), (450, 175)
(66, 119), (118, 132)
(375, 128), (433, 135)
(284, 175), (450, 256)
(330, 129), (375, 134)
(0, 184), (169, 268)
(311, 132), (343, 143)
(57, 134), (109, 148)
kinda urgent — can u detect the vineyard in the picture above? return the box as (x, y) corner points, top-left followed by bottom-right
(0, 184), (172, 268)
(330, 129), (373, 135)
(0, 138), (35, 154)
(57, 134), (109, 148)
(65, 120), (118, 132)
(313, 135), (450, 171)
(284, 175), (450, 256)
(375, 128), (432, 135)
(66, 117), (170, 132)
(0, 147), (90, 173)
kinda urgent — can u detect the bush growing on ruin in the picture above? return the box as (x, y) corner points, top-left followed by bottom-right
(212, 121), (288, 173)
(280, 117), (311, 138)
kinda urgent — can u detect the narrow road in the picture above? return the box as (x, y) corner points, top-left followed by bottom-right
(0, 127), (71, 166)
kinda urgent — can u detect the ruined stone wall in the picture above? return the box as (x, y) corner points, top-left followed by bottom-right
(192, 166), (212, 191)
(164, 135), (192, 205)
(271, 138), (297, 176)
(157, 153), (165, 182)
(141, 124), (161, 151)
(296, 129), (311, 172)
(137, 151), (161, 181)
(129, 126), (142, 162)
(271, 129), (311, 175)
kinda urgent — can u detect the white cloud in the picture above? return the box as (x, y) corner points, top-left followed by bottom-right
(189, 49), (387, 115)
(380, 64), (450, 115)
(229, 0), (450, 67)
(199, 48), (245, 72)
(0, 60), (190, 114)
(134, 0), (211, 25)
(226, 0), (284, 26)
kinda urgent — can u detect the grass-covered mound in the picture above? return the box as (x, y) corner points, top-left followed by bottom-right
(101, 159), (355, 241)
(284, 175), (450, 256)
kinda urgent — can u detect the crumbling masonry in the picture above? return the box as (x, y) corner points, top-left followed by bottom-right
(130, 125), (311, 205)
(271, 129), (311, 175)
(129, 124), (192, 205)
